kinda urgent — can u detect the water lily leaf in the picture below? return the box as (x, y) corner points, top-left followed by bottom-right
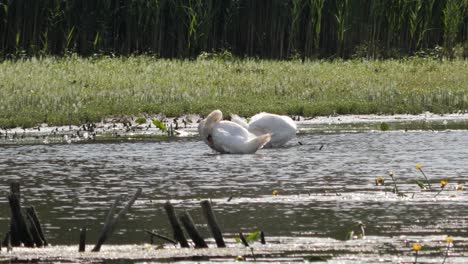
(234, 231), (261, 245)
(135, 117), (146, 125)
(245, 230), (261, 243)
(152, 120), (167, 132)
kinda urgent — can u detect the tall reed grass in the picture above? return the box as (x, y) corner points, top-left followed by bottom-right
(0, 0), (466, 59)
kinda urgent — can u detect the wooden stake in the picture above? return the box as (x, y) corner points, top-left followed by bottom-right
(163, 202), (189, 248)
(25, 206), (48, 246)
(179, 211), (208, 248)
(200, 200), (225, 248)
(79, 227), (86, 252)
(92, 188), (142, 252)
(239, 232), (249, 247)
(145, 230), (177, 244)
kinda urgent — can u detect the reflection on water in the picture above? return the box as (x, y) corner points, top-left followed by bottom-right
(0, 131), (467, 246)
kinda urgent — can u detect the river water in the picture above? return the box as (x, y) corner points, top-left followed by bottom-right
(0, 128), (467, 261)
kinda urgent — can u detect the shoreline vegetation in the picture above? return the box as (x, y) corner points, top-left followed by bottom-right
(0, 0), (466, 60)
(0, 56), (467, 129)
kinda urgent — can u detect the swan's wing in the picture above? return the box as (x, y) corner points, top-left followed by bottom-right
(212, 121), (269, 153)
(230, 114), (249, 130)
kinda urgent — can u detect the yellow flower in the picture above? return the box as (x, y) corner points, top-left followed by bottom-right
(445, 237), (454, 243)
(235, 255), (245, 261)
(412, 244), (422, 251)
(375, 177), (385, 186)
(416, 164), (423, 170)
(272, 190), (279, 196)
(441, 180), (448, 188)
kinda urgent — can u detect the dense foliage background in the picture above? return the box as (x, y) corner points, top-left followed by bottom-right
(0, 0), (466, 59)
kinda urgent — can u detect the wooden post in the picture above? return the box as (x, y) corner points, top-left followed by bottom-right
(79, 227), (86, 252)
(92, 188), (142, 252)
(8, 192), (34, 247)
(145, 230), (177, 244)
(25, 206), (48, 246)
(9, 182), (21, 246)
(24, 208), (43, 247)
(200, 200), (225, 248)
(163, 202), (189, 248)
(239, 232), (249, 247)
(179, 211), (208, 248)
(260, 231), (266, 244)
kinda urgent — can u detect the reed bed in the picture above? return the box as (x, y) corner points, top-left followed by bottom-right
(0, 57), (466, 128)
(0, 0), (466, 59)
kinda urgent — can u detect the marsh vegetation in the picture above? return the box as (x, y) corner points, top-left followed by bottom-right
(0, 57), (467, 128)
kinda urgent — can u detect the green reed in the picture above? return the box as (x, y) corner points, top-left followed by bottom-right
(0, 0), (465, 59)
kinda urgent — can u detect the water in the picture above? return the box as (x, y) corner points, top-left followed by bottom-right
(0, 130), (467, 261)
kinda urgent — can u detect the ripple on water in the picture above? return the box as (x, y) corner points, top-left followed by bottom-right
(0, 131), (467, 245)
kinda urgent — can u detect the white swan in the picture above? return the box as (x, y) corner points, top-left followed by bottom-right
(198, 110), (271, 154)
(231, 112), (297, 148)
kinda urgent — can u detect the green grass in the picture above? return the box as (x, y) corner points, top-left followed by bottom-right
(0, 56), (467, 128)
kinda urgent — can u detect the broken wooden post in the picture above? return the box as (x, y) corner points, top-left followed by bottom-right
(92, 188), (142, 252)
(163, 201), (189, 248)
(8, 182), (21, 247)
(179, 211), (208, 248)
(260, 231), (266, 244)
(24, 209), (43, 247)
(239, 232), (249, 247)
(8, 188), (34, 247)
(1, 232), (9, 248)
(25, 206), (47, 246)
(200, 200), (225, 248)
(145, 230), (177, 245)
(79, 227), (86, 252)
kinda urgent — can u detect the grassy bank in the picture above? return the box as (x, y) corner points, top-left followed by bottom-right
(0, 56), (467, 128)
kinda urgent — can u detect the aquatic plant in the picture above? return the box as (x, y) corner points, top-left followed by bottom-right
(416, 164), (432, 190)
(442, 236), (454, 264)
(375, 177), (384, 186)
(435, 180), (448, 197)
(412, 243), (422, 263)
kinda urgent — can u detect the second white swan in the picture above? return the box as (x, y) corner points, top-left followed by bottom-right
(231, 112), (296, 148)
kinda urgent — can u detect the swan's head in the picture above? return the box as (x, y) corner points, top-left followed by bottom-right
(198, 110), (223, 146)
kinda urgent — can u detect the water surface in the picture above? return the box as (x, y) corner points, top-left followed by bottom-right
(0, 130), (467, 259)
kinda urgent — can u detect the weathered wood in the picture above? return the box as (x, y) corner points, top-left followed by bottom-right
(200, 200), (225, 248)
(9, 182), (21, 246)
(2, 232), (11, 252)
(1, 232), (9, 248)
(8, 193), (34, 247)
(24, 208), (43, 247)
(239, 232), (249, 247)
(145, 230), (177, 244)
(163, 202), (189, 248)
(92, 188), (142, 252)
(25, 206), (48, 246)
(79, 227), (86, 252)
(10, 182), (20, 199)
(260, 231), (266, 244)
(91, 195), (121, 252)
(179, 211), (208, 248)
